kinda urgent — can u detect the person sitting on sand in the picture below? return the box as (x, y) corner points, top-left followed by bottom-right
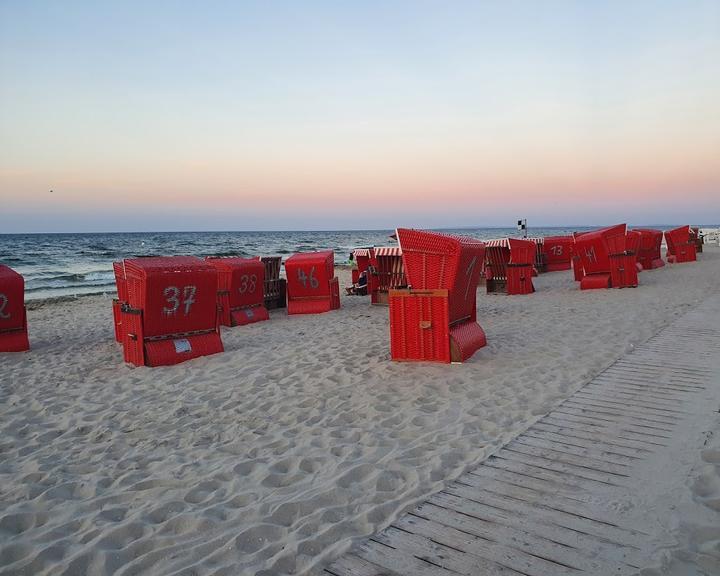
(346, 270), (369, 295)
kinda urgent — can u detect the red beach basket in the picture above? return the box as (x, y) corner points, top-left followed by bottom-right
(665, 226), (697, 263)
(0, 264), (29, 352)
(206, 257), (269, 326)
(390, 229), (487, 363)
(285, 250), (340, 314)
(543, 236), (574, 272)
(119, 256), (223, 366)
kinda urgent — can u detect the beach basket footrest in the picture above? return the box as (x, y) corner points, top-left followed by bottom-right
(580, 273), (611, 290)
(230, 305), (269, 326)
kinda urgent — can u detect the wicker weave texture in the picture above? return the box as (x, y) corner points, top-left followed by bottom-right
(609, 254), (639, 288)
(632, 229), (664, 269)
(507, 265), (535, 295)
(508, 239), (536, 266)
(206, 257), (266, 312)
(574, 224), (627, 275)
(0, 306), (29, 352)
(144, 332), (224, 367)
(389, 290), (450, 363)
(580, 273), (612, 290)
(449, 321), (487, 362)
(113, 261), (128, 301)
(123, 256), (219, 339)
(230, 306), (270, 326)
(542, 236), (574, 269)
(665, 226), (696, 262)
(285, 251), (335, 301)
(0, 264), (26, 333)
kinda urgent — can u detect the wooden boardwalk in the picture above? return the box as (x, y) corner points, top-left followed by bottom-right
(325, 295), (720, 576)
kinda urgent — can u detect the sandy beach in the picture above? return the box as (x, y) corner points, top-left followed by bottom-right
(1, 248), (719, 576)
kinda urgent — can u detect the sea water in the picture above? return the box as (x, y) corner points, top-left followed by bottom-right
(0, 226), (694, 300)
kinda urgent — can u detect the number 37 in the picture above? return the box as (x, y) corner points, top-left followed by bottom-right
(163, 285), (197, 316)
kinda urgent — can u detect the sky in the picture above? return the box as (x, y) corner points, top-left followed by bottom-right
(1, 0), (719, 233)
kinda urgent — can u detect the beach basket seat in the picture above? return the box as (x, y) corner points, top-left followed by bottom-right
(206, 257), (269, 326)
(632, 229), (665, 270)
(665, 226), (697, 263)
(528, 237), (546, 274)
(372, 246), (406, 305)
(484, 239), (510, 293)
(542, 235), (574, 272)
(690, 227), (703, 254)
(112, 261), (128, 342)
(574, 224), (638, 289)
(390, 229), (487, 363)
(285, 251), (340, 314)
(119, 256), (223, 366)
(0, 264), (29, 352)
(352, 248), (377, 298)
(507, 238), (536, 295)
(261, 256), (287, 310)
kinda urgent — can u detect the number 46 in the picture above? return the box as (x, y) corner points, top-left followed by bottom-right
(297, 267), (319, 289)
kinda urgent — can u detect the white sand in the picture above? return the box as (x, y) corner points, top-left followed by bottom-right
(1, 248), (719, 575)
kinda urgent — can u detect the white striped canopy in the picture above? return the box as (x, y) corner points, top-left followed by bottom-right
(374, 246), (401, 257)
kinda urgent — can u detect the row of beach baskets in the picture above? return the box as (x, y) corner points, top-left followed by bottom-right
(0, 224), (703, 365)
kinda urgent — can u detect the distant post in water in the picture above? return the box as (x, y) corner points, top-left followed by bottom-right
(517, 219), (527, 239)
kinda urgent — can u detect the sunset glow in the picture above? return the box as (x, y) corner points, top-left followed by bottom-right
(1, 1), (718, 232)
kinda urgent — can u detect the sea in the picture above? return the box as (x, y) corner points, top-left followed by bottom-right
(0, 226), (709, 300)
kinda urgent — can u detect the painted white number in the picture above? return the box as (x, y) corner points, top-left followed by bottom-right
(0, 294), (9, 319)
(551, 245), (563, 256)
(585, 246), (597, 263)
(163, 285), (197, 316)
(297, 267), (319, 289)
(238, 274), (257, 294)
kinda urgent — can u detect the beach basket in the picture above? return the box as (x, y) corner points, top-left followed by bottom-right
(632, 229), (665, 270)
(372, 246), (405, 305)
(261, 256), (287, 310)
(0, 264), (29, 352)
(112, 261), (128, 342)
(285, 250), (340, 314)
(206, 257), (269, 326)
(507, 238), (536, 295)
(390, 229), (487, 363)
(665, 226), (697, 263)
(542, 236), (574, 272)
(119, 256), (223, 366)
(483, 239), (510, 294)
(574, 224), (638, 289)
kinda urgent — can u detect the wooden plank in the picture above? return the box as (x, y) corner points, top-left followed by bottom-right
(468, 464), (591, 502)
(481, 456), (590, 492)
(455, 472), (629, 525)
(372, 526), (525, 576)
(543, 412), (673, 442)
(504, 440), (631, 477)
(393, 514), (580, 576)
(406, 504), (635, 575)
(562, 398), (680, 424)
(422, 496), (643, 567)
(593, 372), (704, 391)
(569, 392), (688, 416)
(531, 421), (656, 454)
(355, 539), (459, 576)
(326, 553), (404, 576)
(553, 406), (676, 432)
(512, 434), (639, 466)
(578, 385), (687, 410)
(444, 484), (648, 547)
